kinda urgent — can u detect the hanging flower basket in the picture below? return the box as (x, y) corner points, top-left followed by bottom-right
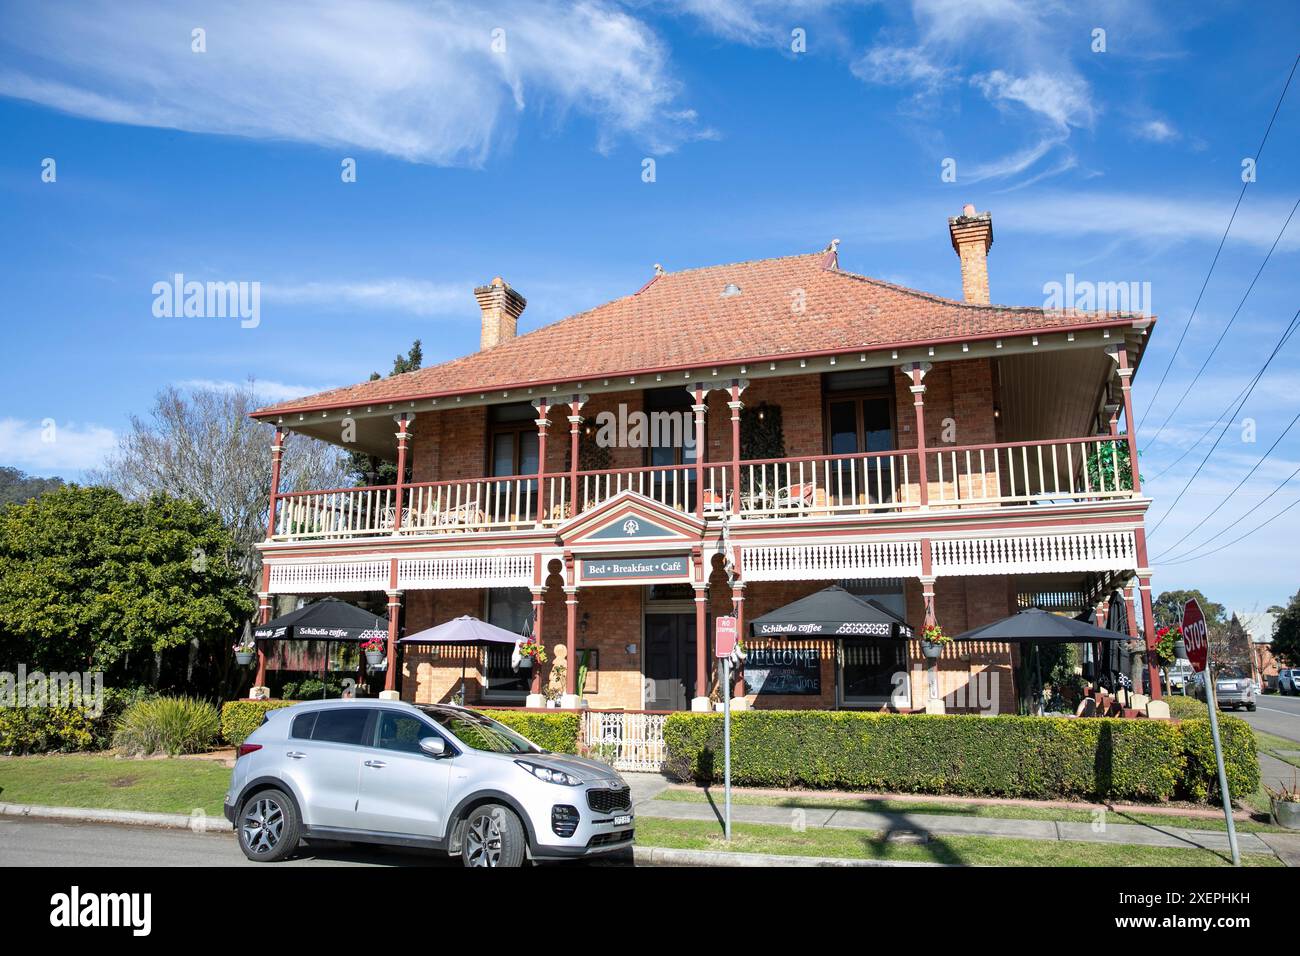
(233, 641), (256, 666)
(920, 624), (952, 660)
(360, 637), (386, 667)
(515, 639), (548, 670)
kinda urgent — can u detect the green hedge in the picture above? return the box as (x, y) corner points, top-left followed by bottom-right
(1165, 696), (1207, 720)
(479, 709), (580, 754)
(220, 700), (295, 746)
(1179, 717), (1260, 801)
(664, 711), (1257, 804)
(0, 706), (95, 755)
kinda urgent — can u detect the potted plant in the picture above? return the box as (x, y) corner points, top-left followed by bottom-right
(516, 639), (547, 669)
(920, 623), (951, 660)
(360, 636), (386, 667)
(1266, 770), (1300, 830)
(232, 638), (256, 666)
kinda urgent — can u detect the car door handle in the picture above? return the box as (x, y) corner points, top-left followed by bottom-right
(363, 760), (386, 768)
(286, 751), (306, 759)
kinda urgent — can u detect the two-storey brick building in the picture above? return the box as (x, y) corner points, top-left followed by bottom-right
(250, 206), (1159, 717)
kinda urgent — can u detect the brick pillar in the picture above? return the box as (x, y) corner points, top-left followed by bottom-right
(691, 386), (707, 518)
(567, 396), (584, 519)
(391, 414), (412, 533)
(1113, 345), (1142, 494)
(265, 428), (285, 539)
(383, 555), (402, 696)
(902, 364), (931, 508)
(1134, 525), (1161, 699)
(253, 563), (271, 696)
(533, 400), (550, 526)
(1126, 583), (1145, 691)
(529, 586), (545, 701)
(730, 581), (746, 699)
(728, 380), (746, 515)
(563, 586), (579, 699)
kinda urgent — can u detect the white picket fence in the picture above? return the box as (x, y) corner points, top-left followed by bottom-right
(581, 711), (668, 773)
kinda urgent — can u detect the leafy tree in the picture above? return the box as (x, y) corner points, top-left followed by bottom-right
(1153, 589), (1226, 630)
(347, 340), (423, 485)
(0, 486), (253, 688)
(1273, 590), (1300, 667)
(94, 381), (349, 585)
(0, 466), (64, 507)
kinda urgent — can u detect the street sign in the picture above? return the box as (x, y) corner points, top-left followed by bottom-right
(715, 615), (738, 658)
(1181, 598), (1208, 673)
(1183, 597), (1240, 866)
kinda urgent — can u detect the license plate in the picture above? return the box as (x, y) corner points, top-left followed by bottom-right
(613, 814), (632, 826)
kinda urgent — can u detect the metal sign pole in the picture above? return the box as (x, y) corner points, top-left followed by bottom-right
(1202, 660), (1240, 866)
(722, 656), (732, 841)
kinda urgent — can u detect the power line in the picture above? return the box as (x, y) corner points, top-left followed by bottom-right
(1146, 306), (1300, 536)
(1145, 318), (1300, 483)
(1142, 194), (1300, 448)
(1159, 493), (1300, 566)
(1160, 460), (1300, 564)
(1152, 407), (1300, 560)
(1137, 52), (1299, 431)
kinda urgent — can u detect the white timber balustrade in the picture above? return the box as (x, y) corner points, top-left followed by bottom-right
(268, 436), (1139, 543)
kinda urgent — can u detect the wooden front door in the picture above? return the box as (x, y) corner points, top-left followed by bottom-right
(643, 613), (697, 711)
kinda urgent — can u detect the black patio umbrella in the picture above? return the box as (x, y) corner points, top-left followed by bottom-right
(955, 607), (1130, 714)
(253, 596), (388, 642)
(252, 598), (389, 698)
(749, 585), (914, 639)
(953, 607), (1132, 645)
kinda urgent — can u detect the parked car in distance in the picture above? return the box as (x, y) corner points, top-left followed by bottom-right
(1191, 670), (1257, 711)
(1279, 668), (1300, 695)
(1167, 661), (1195, 694)
(225, 700), (634, 866)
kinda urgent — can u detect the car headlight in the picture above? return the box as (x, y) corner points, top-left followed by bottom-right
(515, 759), (583, 786)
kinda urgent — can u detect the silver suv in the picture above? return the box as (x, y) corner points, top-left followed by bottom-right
(224, 701), (634, 866)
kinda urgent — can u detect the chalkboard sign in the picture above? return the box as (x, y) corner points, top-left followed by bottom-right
(744, 645), (821, 696)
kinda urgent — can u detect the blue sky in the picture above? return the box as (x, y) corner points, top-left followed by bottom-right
(1, 0), (1298, 613)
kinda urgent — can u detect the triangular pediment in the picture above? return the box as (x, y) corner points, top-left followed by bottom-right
(556, 490), (706, 547)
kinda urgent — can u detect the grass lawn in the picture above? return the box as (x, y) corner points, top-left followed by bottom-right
(655, 787), (1287, 834)
(633, 817), (1283, 867)
(0, 754), (229, 817)
(1254, 728), (1300, 770)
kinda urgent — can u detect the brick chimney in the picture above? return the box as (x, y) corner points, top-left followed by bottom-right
(947, 204), (993, 305)
(473, 277), (526, 350)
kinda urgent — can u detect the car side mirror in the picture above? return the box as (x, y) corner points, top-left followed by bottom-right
(419, 736), (447, 758)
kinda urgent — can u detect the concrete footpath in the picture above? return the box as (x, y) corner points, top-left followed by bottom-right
(633, 793), (1277, 857)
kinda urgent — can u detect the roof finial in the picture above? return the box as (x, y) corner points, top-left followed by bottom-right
(826, 238), (840, 253)
(653, 263), (665, 276)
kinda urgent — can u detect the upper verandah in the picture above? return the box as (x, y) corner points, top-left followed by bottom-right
(250, 205), (1155, 437)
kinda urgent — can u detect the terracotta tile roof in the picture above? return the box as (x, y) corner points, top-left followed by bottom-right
(253, 249), (1143, 418)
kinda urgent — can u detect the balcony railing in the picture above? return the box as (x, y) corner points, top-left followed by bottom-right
(268, 435), (1134, 542)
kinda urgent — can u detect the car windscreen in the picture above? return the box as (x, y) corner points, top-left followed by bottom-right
(418, 708), (542, 754)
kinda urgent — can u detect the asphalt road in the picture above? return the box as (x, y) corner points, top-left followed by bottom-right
(0, 816), (460, 866)
(0, 816), (635, 867)
(1234, 693), (1300, 744)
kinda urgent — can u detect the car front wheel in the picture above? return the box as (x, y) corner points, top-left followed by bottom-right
(238, 788), (301, 863)
(461, 804), (527, 868)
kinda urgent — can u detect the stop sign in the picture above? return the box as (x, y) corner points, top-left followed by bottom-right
(1182, 598), (1208, 673)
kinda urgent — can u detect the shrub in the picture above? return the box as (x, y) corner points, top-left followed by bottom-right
(113, 696), (220, 756)
(220, 699), (295, 746)
(1165, 696), (1207, 720)
(479, 709), (580, 754)
(664, 710), (1255, 804)
(0, 706), (95, 754)
(1178, 716), (1259, 802)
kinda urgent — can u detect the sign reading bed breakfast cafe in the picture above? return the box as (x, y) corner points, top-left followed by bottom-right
(580, 554), (690, 584)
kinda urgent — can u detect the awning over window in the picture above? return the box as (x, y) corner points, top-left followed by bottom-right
(749, 585), (914, 639)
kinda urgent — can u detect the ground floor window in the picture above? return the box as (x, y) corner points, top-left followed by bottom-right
(482, 588), (530, 699)
(838, 579), (910, 708)
(839, 639), (909, 708)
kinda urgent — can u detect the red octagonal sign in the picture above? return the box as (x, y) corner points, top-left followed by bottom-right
(1182, 598), (1208, 673)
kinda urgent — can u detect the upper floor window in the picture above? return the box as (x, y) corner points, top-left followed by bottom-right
(643, 386), (698, 468)
(489, 402), (539, 478)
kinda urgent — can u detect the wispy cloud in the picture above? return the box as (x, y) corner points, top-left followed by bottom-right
(1134, 118), (1180, 143)
(0, 0), (705, 165)
(0, 418), (117, 474)
(262, 279), (471, 317)
(175, 378), (332, 404)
